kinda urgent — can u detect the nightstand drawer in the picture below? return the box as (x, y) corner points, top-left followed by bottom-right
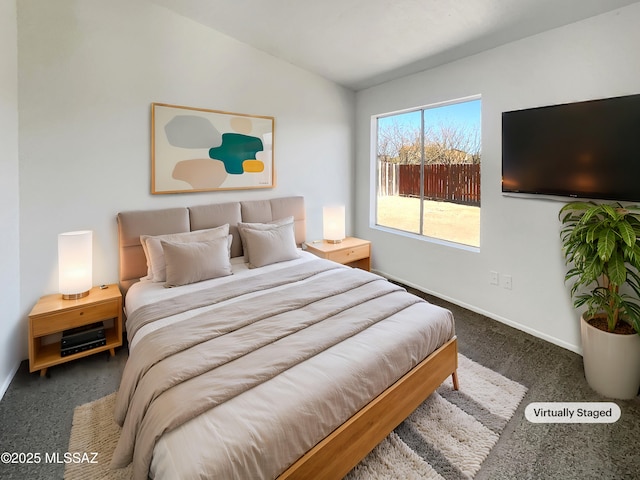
(329, 243), (370, 265)
(31, 301), (119, 337)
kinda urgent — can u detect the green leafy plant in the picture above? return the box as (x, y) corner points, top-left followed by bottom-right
(559, 201), (640, 335)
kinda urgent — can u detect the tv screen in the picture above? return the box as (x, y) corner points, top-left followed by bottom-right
(502, 93), (640, 202)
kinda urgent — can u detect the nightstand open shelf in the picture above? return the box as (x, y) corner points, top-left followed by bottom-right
(28, 284), (123, 377)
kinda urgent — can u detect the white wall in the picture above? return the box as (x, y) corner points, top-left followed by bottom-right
(16, 0), (354, 367)
(355, 4), (640, 353)
(0, 0), (21, 398)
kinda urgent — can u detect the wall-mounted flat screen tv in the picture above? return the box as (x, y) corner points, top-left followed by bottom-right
(502, 93), (640, 202)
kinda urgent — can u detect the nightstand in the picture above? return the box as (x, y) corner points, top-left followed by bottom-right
(304, 237), (371, 271)
(28, 284), (123, 377)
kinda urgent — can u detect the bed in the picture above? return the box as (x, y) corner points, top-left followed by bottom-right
(112, 196), (458, 480)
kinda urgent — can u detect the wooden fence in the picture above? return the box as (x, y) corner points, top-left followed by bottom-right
(378, 162), (480, 206)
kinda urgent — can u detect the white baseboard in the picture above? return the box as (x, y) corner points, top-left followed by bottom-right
(0, 361), (20, 401)
(375, 269), (582, 356)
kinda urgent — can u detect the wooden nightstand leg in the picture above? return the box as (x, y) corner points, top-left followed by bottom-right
(39, 368), (47, 378)
(109, 348), (115, 357)
(451, 371), (459, 390)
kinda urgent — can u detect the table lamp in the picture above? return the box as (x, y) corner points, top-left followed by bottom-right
(58, 230), (93, 299)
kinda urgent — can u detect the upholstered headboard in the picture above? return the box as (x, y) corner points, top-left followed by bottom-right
(117, 196), (306, 294)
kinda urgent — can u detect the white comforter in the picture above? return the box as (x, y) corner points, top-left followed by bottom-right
(116, 252), (455, 480)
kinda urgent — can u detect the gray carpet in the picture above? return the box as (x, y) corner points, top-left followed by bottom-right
(1, 286), (638, 479)
(414, 290), (640, 480)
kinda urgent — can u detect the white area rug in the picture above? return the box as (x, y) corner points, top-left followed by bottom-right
(345, 354), (528, 479)
(65, 354), (527, 480)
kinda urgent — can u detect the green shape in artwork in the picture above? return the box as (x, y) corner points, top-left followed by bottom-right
(209, 133), (264, 174)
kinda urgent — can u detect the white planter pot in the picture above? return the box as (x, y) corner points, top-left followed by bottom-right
(581, 315), (640, 399)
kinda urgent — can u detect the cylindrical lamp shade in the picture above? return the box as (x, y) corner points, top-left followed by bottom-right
(58, 230), (93, 299)
(323, 206), (346, 243)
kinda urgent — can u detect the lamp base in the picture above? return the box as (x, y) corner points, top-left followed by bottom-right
(62, 290), (90, 300)
(325, 239), (343, 244)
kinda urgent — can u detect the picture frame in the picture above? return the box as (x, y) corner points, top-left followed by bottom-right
(151, 103), (275, 194)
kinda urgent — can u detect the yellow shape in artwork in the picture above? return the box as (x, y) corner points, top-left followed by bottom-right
(243, 160), (264, 173)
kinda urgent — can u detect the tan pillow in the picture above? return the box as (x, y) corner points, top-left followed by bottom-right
(161, 236), (232, 287)
(241, 222), (300, 268)
(141, 224), (229, 282)
(237, 216), (294, 259)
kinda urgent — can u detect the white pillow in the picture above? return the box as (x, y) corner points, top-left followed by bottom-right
(161, 236), (233, 287)
(237, 216), (294, 259)
(241, 222), (300, 268)
(140, 224), (229, 282)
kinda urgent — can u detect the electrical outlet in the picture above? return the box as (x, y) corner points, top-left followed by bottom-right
(503, 274), (512, 290)
(489, 271), (499, 285)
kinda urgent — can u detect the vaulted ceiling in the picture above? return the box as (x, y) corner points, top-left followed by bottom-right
(150, 0), (640, 90)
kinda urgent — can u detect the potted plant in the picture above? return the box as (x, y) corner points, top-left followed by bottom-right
(559, 201), (640, 399)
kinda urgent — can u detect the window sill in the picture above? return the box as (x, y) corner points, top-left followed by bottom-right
(371, 224), (480, 253)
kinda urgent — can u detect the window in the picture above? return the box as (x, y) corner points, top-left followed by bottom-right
(374, 97), (481, 247)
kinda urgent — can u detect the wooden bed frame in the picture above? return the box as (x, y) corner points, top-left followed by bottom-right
(280, 338), (458, 479)
(117, 196), (459, 479)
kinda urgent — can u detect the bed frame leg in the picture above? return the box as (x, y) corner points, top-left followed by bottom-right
(451, 371), (459, 390)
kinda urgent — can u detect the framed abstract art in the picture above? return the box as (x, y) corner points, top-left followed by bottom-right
(151, 103), (275, 194)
